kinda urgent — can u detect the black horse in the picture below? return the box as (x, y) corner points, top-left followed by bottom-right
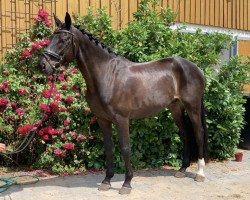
(39, 13), (208, 195)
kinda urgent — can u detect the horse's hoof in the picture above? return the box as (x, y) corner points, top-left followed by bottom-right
(119, 186), (132, 195)
(98, 183), (111, 191)
(175, 171), (186, 178)
(195, 174), (205, 182)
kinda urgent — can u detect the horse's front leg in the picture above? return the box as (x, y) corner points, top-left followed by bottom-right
(97, 118), (114, 191)
(115, 115), (133, 195)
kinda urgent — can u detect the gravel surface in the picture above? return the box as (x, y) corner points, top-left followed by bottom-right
(0, 150), (250, 200)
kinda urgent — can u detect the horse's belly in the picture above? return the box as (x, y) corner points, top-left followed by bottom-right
(129, 104), (166, 119)
(126, 88), (173, 118)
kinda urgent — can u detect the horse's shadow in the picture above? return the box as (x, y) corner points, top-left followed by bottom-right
(0, 169), (196, 196)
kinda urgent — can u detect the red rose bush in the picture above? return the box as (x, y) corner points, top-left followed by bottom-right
(0, 9), (102, 174)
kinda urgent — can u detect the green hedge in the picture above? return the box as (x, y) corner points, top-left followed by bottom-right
(0, 0), (249, 173)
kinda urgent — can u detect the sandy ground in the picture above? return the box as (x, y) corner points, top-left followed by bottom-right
(0, 150), (250, 200)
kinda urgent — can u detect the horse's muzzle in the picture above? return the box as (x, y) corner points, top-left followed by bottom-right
(39, 57), (55, 75)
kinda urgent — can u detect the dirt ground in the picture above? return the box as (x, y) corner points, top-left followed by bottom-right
(0, 150), (250, 200)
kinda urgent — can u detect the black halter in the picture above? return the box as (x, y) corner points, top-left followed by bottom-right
(42, 29), (75, 69)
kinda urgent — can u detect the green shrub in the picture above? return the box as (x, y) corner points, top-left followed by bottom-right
(0, 0), (249, 173)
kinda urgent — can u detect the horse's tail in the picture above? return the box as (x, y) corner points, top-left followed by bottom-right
(201, 95), (209, 163)
(184, 95), (209, 163)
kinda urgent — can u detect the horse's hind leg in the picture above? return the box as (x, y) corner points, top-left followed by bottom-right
(168, 101), (191, 178)
(184, 101), (206, 182)
(97, 118), (114, 191)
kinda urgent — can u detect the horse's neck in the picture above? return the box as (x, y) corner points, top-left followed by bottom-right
(76, 35), (116, 93)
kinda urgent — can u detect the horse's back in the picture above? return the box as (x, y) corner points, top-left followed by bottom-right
(129, 56), (205, 102)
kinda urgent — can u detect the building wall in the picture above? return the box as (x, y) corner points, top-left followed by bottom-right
(238, 40), (250, 93)
(239, 40), (250, 57)
(1, 0), (250, 55)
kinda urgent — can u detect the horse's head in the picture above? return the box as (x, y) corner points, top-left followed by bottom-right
(39, 12), (78, 75)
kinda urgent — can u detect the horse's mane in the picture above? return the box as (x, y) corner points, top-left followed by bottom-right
(75, 25), (117, 56)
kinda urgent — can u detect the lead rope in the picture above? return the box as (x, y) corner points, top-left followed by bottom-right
(0, 174), (39, 193)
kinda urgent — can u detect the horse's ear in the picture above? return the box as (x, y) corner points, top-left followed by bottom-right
(65, 12), (71, 30)
(54, 14), (62, 28)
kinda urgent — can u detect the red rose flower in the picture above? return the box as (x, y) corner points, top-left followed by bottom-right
(39, 39), (50, 46)
(16, 108), (24, 116)
(5, 116), (9, 121)
(58, 74), (65, 82)
(59, 107), (66, 112)
(72, 85), (81, 92)
(38, 9), (49, 19)
(0, 98), (8, 106)
(34, 120), (42, 127)
(65, 96), (74, 103)
(18, 124), (32, 136)
(50, 101), (59, 113)
(19, 88), (27, 95)
(54, 149), (62, 157)
(61, 84), (67, 90)
(38, 130), (44, 136)
(3, 81), (11, 86)
(64, 119), (70, 126)
(41, 126), (53, 134)
(69, 68), (78, 73)
(57, 129), (64, 135)
(22, 50), (30, 58)
(31, 41), (40, 50)
(48, 75), (53, 80)
(0, 81), (11, 93)
(48, 128), (57, 135)
(40, 103), (51, 114)
(52, 93), (61, 101)
(42, 89), (51, 98)
(43, 134), (50, 141)
(71, 132), (77, 140)
(90, 117), (97, 123)
(63, 143), (75, 150)
(61, 134), (67, 141)
(77, 134), (85, 141)
(0, 84), (10, 93)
